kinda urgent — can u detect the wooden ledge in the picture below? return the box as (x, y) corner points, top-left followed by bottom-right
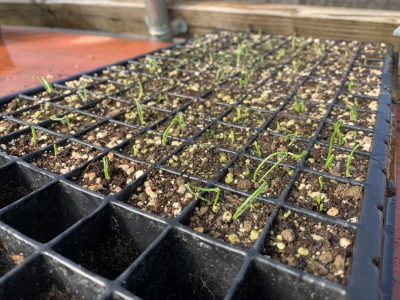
(0, 1), (400, 47)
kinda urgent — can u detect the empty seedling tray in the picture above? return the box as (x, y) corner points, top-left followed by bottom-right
(0, 31), (396, 300)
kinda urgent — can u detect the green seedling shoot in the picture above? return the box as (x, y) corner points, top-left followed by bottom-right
(236, 42), (245, 67)
(277, 71), (283, 80)
(103, 156), (111, 180)
(345, 143), (361, 177)
(349, 99), (359, 121)
(31, 126), (38, 145)
(315, 84), (321, 95)
(229, 130), (235, 144)
(77, 83), (89, 102)
(133, 81), (145, 125)
(40, 77), (54, 94)
(318, 175), (324, 190)
(233, 181), (268, 221)
(53, 144), (59, 157)
(134, 99), (145, 125)
(284, 133), (299, 146)
(315, 194), (324, 212)
(233, 106), (242, 122)
(147, 57), (159, 74)
(138, 80), (144, 99)
(208, 53), (214, 63)
(239, 69), (251, 88)
(186, 183), (221, 213)
(277, 48), (286, 60)
(325, 121), (344, 170)
(293, 96), (305, 113)
(253, 141), (262, 157)
(162, 112), (185, 146)
(348, 81), (357, 94)
(292, 59), (302, 72)
(158, 93), (170, 105)
(266, 40), (273, 51)
(349, 106), (358, 121)
(215, 65), (226, 82)
(133, 144), (140, 157)
(50, 115), (72, 128)
(252, 151), (306, 183)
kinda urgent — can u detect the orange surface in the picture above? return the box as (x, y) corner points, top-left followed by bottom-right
(0, 27), (169, 96)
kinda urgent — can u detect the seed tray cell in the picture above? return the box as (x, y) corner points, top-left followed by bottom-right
(53, 203), (166, 280)
(0, 181), (103, 243)
(0, 31), (396, 299)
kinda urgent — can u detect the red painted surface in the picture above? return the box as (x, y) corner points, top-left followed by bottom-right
(0, 27), (169, 97)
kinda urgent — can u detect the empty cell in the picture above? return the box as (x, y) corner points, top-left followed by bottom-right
(0, 254), (106, 299)
(123, 229), (244, 300)
(53, 204), (166, 279)
(0, 182), (102, 243)
(231, 259), (344, 300)
(0, 229), (35, 277)
(0, 163), (52, 209)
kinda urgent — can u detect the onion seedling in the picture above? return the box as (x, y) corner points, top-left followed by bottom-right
(162, 112), (185, 146)
(293, 96), (305, 113)
(239, 69), (251, 88)
(345, 143), (361, 177)
(349, 99), (359, 121)
(158, 93), (170, 105)
(186, 183), (221, 213)
(233, 106), (242, 122)
(215, 64), (226, 82)
(229, 130), (235, 144)
(53, 144), (59, 157)
(138, 80), (144, 99)
(208, 53), (214, 64)
(252, 151), (306, 183)
(284, 133), (299, 146)
(77, 83), (89, 102)
(277, 48), (286, 60)
(313, 176), (325, 212)
(31, 126), (38, 145)
(133, 144), (140, 157)
(349, 106), (358, 121)
(347, 81), (357, 94)
(326, 121), (344, 170)
(318, 175), (324, 190)
(315, 194), (324, 212)
(103, 156), (111, 180)
(233, 181), (268, 221)
(253, 141), (262, 157)
(266, 40), (273, 51)
(146, 57), (159, 74)
(292, 59), (302, 72)
(315, 84), (321, 95)
(50, 115), (72, 128)
(40, 77), (54, 94)
(134, 99), (145, 125)
(236, 42), (246, 67)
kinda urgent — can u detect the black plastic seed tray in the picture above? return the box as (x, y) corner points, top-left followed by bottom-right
(0, 31), (396, 300)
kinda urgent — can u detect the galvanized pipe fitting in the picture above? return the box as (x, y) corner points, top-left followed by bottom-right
(144, 0), (187, 41)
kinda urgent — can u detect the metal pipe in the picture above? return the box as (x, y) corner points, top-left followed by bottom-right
(144, 0), (173, 41)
